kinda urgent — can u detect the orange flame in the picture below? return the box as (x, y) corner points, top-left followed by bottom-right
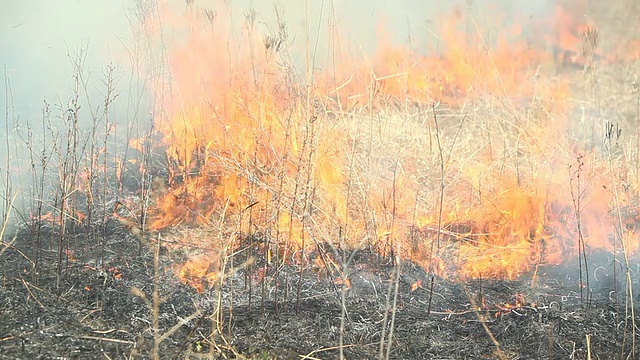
(137, 3), (640, 288)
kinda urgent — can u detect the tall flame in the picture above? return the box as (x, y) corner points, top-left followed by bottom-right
(139, 3), (640, 290)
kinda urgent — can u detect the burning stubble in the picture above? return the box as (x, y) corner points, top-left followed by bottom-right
(138, 1), (640, 289)
(2, 0), (632, 291)
(3, 0), (640, 358)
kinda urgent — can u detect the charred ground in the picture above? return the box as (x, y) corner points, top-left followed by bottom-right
(1, 221), (638, 359)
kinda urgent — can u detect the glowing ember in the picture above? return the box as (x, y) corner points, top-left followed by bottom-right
(495, 293), (528, 317)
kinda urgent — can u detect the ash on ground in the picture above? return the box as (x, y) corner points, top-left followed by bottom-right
(1, 223), (639, 359)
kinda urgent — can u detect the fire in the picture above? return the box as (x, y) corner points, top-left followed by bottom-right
(136, 3), (640, 290)
(36, 210), (86, 226)
(176, 256), (219, 294)
(320, 10), (545, 108)
(496, 293), (528, 317)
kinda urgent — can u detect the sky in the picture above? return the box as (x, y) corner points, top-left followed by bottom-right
(1, 1), (133, 116)
(0, 0), (555, 122)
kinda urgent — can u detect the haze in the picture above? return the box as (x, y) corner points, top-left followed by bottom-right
(0, 0), (556, 217)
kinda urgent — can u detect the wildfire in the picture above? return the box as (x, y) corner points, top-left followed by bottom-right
(135, 2), (640, 291)
(495, 293), (528, 317)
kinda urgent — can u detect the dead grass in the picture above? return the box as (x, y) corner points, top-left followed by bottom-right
(2, 1), (640, 358)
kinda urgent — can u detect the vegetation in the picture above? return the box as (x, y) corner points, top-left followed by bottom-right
(1, 1), (640, 358)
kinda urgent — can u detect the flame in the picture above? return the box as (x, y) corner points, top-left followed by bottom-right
(35, 210), (86, 226)
(496, 293), (527, 317)
(176, 256), (219, 293)
(137, 3), (640, 289)
(318, 11), (546, 108)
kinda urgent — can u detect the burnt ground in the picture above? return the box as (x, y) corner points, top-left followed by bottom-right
(1, 222), (639, 360)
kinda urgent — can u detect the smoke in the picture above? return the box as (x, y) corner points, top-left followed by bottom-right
(0, 0), (561, 220)
(0, 2), (137, 222)
(0, 0), (557, 125)
(0, 1), (133, 117)
(187, 0), (556, 69)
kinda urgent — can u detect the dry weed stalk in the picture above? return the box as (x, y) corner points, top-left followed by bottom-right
(2, 66), (14, 234)
(378, 162), (400, 360)
(50, 69), (81, 289)
(0, 194), (17, 259)
(569, 154), (591, 307)
(427, 103), (445, 316)
(604, 121), (637, 359)
(130, 236), (201, 360)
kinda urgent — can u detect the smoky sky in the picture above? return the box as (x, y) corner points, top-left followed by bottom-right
(0, 0), (562, 217)
(1, 1), (133, 119)
(1, 0), (557, 123)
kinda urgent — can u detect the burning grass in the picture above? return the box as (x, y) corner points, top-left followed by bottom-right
(3, 0), (640, 358)
(137, 2), (640, 290)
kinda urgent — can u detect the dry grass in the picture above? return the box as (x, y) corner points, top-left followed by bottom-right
(2, 1), (640, 358)
(123, 2), (640, 357)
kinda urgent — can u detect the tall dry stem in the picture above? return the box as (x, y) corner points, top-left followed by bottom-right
(604, 121), (636, 359)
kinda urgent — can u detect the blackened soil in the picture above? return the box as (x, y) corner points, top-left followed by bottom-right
(1, 222), (639, 359)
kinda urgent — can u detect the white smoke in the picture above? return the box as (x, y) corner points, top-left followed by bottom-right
(0, 0), (558, 220)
